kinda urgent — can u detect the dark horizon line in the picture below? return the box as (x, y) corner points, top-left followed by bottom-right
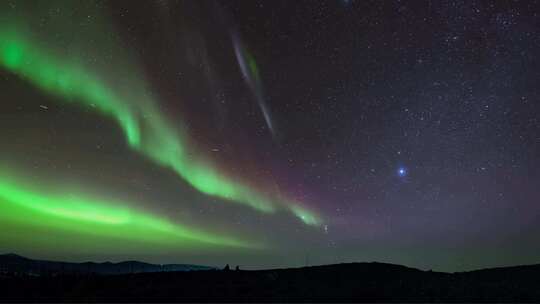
(3, 252), (539, 274)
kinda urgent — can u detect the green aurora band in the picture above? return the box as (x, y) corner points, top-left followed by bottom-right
(0, 27), (321, 226)
(0, 173), (251, 249)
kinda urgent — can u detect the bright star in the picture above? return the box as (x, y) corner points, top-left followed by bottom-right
(398, 167), (407, 177)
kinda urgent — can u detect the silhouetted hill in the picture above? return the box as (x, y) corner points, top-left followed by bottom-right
(0, 253), (215, 276)
(1, 257), (540, 302)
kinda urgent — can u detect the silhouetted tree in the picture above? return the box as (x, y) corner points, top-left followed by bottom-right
(223, 264), (230, 271)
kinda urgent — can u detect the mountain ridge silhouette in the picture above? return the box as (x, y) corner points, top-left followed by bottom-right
(2, 253), (540, 301)
(0, 253), (216, 275)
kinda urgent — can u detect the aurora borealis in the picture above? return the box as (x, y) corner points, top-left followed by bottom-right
(1, 0), (540, 271)
(0, 0), (320, 266)
(0, 172), (249, 248)
(0, 17), (319, 224)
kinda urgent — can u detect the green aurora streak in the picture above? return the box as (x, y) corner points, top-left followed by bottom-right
(0, 27), (321, 226)
(0, 174), (250, 249)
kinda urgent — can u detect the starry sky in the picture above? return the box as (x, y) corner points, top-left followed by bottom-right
(0, 0), (539, 271)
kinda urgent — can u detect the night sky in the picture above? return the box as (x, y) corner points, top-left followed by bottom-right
(0, 0), (539, 271)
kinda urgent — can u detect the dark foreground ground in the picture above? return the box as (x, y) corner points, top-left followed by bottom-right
(2, 262), (540, 302)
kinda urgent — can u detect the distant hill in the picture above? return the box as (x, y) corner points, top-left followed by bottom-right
(2, 256), (540, 301)
(0, 253), (215, 276)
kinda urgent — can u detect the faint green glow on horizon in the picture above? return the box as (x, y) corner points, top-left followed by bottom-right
(0, 26), (321, 226)
(0, 174), (250, 248)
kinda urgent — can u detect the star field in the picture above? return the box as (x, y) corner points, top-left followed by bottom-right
(0, 0), (539, 271)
